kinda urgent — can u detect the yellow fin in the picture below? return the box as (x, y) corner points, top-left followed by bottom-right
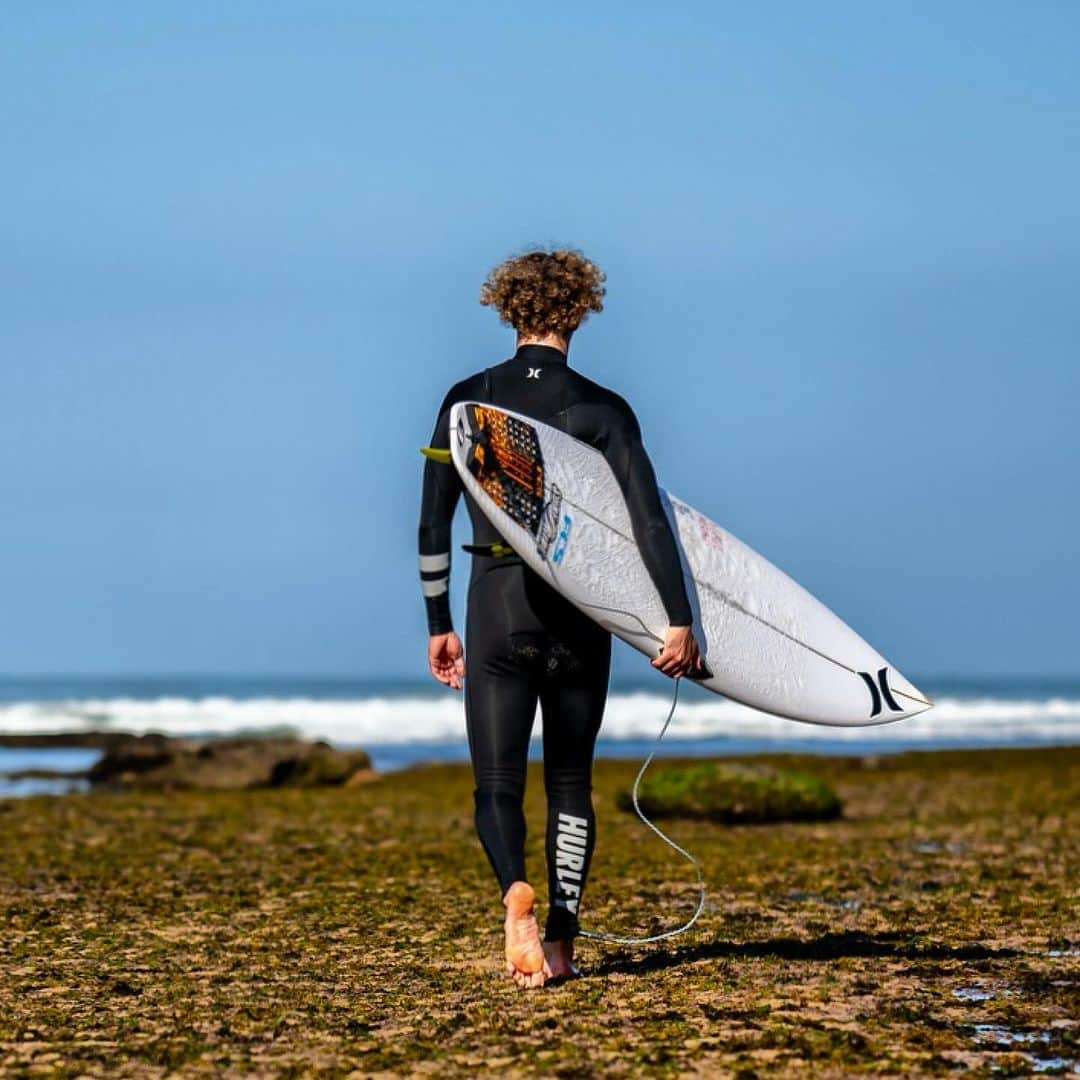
(420, 446), (452, 464)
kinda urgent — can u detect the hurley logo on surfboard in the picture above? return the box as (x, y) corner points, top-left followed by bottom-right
(858, 667), (904, 718)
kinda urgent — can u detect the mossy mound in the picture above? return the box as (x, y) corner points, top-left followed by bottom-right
(619, 760), (842, 823)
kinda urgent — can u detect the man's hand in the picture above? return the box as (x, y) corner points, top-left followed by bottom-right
(651, 625), (703, 680)
(428, 632), (465, 690)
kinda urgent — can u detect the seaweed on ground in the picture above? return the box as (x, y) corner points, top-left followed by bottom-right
(1, 746), (1077, 1077)
(619, 760), (842, 823)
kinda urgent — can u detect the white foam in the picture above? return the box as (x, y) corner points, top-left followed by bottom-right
(1, 694), (1078, 747)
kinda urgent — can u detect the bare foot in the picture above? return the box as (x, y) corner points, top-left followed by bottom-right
(503, 882), (549, 989)
(543, 939), (581, 982)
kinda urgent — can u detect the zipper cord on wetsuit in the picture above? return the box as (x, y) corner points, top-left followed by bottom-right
(578, 676), (707, 946)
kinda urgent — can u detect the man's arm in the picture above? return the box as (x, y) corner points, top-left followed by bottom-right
(587, 398), (702, 678)
(418, 393), (465, 687)
(600, 403), (693, 627)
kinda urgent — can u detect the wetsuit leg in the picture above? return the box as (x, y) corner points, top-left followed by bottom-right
(464, 564), (541, 895)
(539, 630), (611, 941)
(465, 562), (613, 929)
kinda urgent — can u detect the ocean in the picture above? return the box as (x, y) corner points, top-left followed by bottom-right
(1, 674), (1078, 797)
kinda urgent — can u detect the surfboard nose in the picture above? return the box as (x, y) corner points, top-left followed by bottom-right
(887, 668), (933, 717)
(849, 663), (931, 724)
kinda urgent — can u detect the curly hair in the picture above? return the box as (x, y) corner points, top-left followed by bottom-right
(479, 249), (606, 338)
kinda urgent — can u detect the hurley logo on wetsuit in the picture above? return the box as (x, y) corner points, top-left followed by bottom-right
(554, 812), (588, 913)
(526, 367), (542, 379)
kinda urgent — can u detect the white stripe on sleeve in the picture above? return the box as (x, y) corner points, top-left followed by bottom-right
(421, 576), (449, 598)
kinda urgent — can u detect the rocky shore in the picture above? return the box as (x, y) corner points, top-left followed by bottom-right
(1, 745), (1077, 1076)
(0, 733), (375, 790)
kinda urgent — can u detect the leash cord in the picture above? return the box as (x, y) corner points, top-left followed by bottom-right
(455, 417), (706, 943)
(578, 677), (707, 945)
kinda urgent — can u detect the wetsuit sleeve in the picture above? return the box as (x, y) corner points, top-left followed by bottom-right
(600, 403), (694, 628)
(417, 394), (463, 635)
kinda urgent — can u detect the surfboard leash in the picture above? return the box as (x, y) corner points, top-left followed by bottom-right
(579, 677), (708, 946)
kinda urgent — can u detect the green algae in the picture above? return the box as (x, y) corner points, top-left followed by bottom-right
(0, 746), (1077, 1077)
(619, 760), (842, 824)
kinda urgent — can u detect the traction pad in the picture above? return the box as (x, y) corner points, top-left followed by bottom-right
(464, 405), (546, 537)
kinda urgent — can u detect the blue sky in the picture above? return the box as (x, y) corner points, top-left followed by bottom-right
(2, 2), (1077, 679)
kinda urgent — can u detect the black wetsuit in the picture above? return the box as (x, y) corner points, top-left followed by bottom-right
(418, 344), (692, 940)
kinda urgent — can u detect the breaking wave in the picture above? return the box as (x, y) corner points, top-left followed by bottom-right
(1, 692), (1078, 749)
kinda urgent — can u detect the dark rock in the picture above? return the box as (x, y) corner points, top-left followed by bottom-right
(0, 732), (159, 750)
(267, 744), (373, 787)
(87, 735), (374, 791)
(86, 734), (174, 780)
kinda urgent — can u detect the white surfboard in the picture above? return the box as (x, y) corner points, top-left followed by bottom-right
(447, 402), (932, 728)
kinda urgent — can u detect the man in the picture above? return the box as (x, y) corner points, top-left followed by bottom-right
(419, 249), (701, 989)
